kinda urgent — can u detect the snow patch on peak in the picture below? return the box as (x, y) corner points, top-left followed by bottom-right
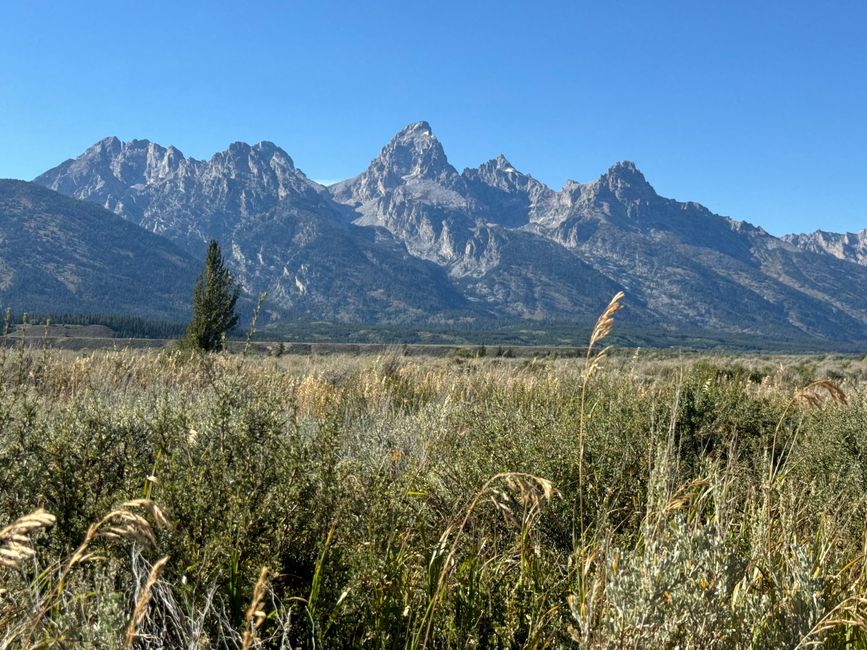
(398, 120), (433, 137)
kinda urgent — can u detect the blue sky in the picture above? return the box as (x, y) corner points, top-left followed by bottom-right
(1, 1), (865, 235)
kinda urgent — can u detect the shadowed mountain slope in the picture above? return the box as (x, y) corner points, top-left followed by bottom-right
(0, 180), (196, 319)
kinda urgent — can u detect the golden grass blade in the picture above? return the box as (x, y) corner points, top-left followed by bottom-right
(242, 566), (270, 650)
(124, 555), (168, 649)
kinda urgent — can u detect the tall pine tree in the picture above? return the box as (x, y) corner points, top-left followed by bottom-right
(184, 240), (239, 351)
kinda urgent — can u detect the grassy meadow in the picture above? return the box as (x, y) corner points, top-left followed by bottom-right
(2, 322), (867, 647)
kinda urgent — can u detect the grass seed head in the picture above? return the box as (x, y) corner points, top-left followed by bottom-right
(0, 508), (56, 569)
(124, 555), (169, 649)
(589, 291), (625, 351)
(242, 566), (270, 650)
(795, 379), (847, 408)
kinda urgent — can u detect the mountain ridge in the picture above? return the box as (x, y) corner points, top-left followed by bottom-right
(31, 122), (867, 342)
(0, 179), (196, 320)
(783, 229), (867, 267)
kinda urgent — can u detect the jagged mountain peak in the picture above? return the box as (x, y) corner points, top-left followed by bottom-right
(127, 137), (156, 147)
(76, 137), (298, 173)
(80, 136), (158, 160)
(91, 135), (123, 153)
(478, 154), (521, 175)
(35, 136), (192, 195)
(589, 160), (658, 203)
(467, 154), (542, 184)
(254, 141), (296, 168)
(35, 135), (329, 258)
(78, 136), (185, 163)
(783, 228), (867, 265)
(609, 159), (640, 173)
(226, 140), (251, 153)
(459, 157), (555, 228)
(330, 121), (459, 203)
(603, 160), (650, 185)
(215, 140), (297, 170)
(396, 120), (434, 138)
(374, 120), (452, 179)
(465, 154), (552, 201)
(557, 162), (652, 199)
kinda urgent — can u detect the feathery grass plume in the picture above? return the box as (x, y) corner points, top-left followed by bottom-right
(490, 475), (557, 529)
(587, 291), (625, 358)
(60, 500), (168, 591)
(795, 378), (847, 408)
(578, 291), (625, 540)
(663, 478), (711, 515)
(242, 566), (269, 650)
(0, 509), (55, 569)
(17, 500), (170, 644)
(122, 499), (173, 531)
(123, 555), (168, 649)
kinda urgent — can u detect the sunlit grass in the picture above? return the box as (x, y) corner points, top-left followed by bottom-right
(1, 336), (866, 647)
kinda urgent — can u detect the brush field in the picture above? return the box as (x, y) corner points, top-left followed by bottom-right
(2, 340), (867, 648)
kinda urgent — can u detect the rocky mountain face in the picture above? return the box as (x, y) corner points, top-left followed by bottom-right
(328, 124), (867, 340)
(783, 230), (867, 266)
(461, 154), (554, 228)
(331, 121), (482, 264)
(36, 137), (469, 322)
(33, 122), (867, 342)
(0, 180), (196, 319)
(37, 137), (324, 246)
(329, 122), (628, 321)
(517, 163), (867, 340)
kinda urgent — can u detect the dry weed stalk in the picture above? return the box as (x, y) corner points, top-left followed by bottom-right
(579, 292), (624, 540)
(796, 594), (867, 648)
(663, 478), (712, 516)
(0, 508), (56, 569)
(11, 499), (172, 644)
(241, 566), (270, 650)
(123, 555), (169, 649)
(58, 503), (165, 600)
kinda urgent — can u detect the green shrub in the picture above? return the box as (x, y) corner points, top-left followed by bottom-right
(1, 348), (866, 647)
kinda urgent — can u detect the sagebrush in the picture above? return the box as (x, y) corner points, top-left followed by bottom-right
(1, 338), (866, 647)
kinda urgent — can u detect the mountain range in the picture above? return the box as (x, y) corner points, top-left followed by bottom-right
(3, 120), (864, 343)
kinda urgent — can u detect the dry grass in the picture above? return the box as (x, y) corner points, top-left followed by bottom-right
(0, 509), (55, 569)
(241, 567), (269, 650)
(1, 311), (866, 647)
(124, 555), (169, 649)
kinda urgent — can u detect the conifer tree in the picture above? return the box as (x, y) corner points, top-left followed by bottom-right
(184, 240), (239, 351)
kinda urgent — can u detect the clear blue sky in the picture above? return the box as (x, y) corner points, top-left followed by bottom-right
(1, 1), (865, 235)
